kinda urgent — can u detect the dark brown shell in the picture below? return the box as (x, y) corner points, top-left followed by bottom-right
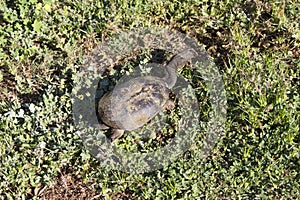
(98, 76), (170, 130)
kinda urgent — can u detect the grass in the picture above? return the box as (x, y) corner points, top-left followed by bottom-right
(0, 0), (299, 199)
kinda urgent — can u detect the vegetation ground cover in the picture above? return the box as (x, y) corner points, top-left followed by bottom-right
(0, 0), (299, 199)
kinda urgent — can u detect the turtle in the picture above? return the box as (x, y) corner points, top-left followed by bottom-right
(97, 48), (196, 141)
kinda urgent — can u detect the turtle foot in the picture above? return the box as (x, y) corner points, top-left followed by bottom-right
(110, 129), (125, 142)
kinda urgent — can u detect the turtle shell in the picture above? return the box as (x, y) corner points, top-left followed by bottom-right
(98, 76), (170, 130)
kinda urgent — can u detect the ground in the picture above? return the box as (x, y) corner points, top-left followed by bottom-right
(0, 0), (299, 199)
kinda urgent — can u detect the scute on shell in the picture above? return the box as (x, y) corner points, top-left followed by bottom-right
(98, 76), (170, 130)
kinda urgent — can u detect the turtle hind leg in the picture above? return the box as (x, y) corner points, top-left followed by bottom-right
(110, 129), (125, 142)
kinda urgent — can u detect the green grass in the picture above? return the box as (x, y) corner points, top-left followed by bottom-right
(0, 0), (299, 199)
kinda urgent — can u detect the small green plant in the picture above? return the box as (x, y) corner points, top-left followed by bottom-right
(0, 0), (299, 199)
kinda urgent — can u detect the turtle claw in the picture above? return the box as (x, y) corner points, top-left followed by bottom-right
(110, 129), (125, 142)
(164, 99), (175, 110)
(92, 123), (110, 129)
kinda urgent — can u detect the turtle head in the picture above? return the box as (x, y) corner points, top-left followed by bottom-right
(163, 48), (196, 88)
(167, 48), (196, 70)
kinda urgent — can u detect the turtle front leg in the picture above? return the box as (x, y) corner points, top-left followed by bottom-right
(110, 129), (125, 142)
(164, 99), (175, 110)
